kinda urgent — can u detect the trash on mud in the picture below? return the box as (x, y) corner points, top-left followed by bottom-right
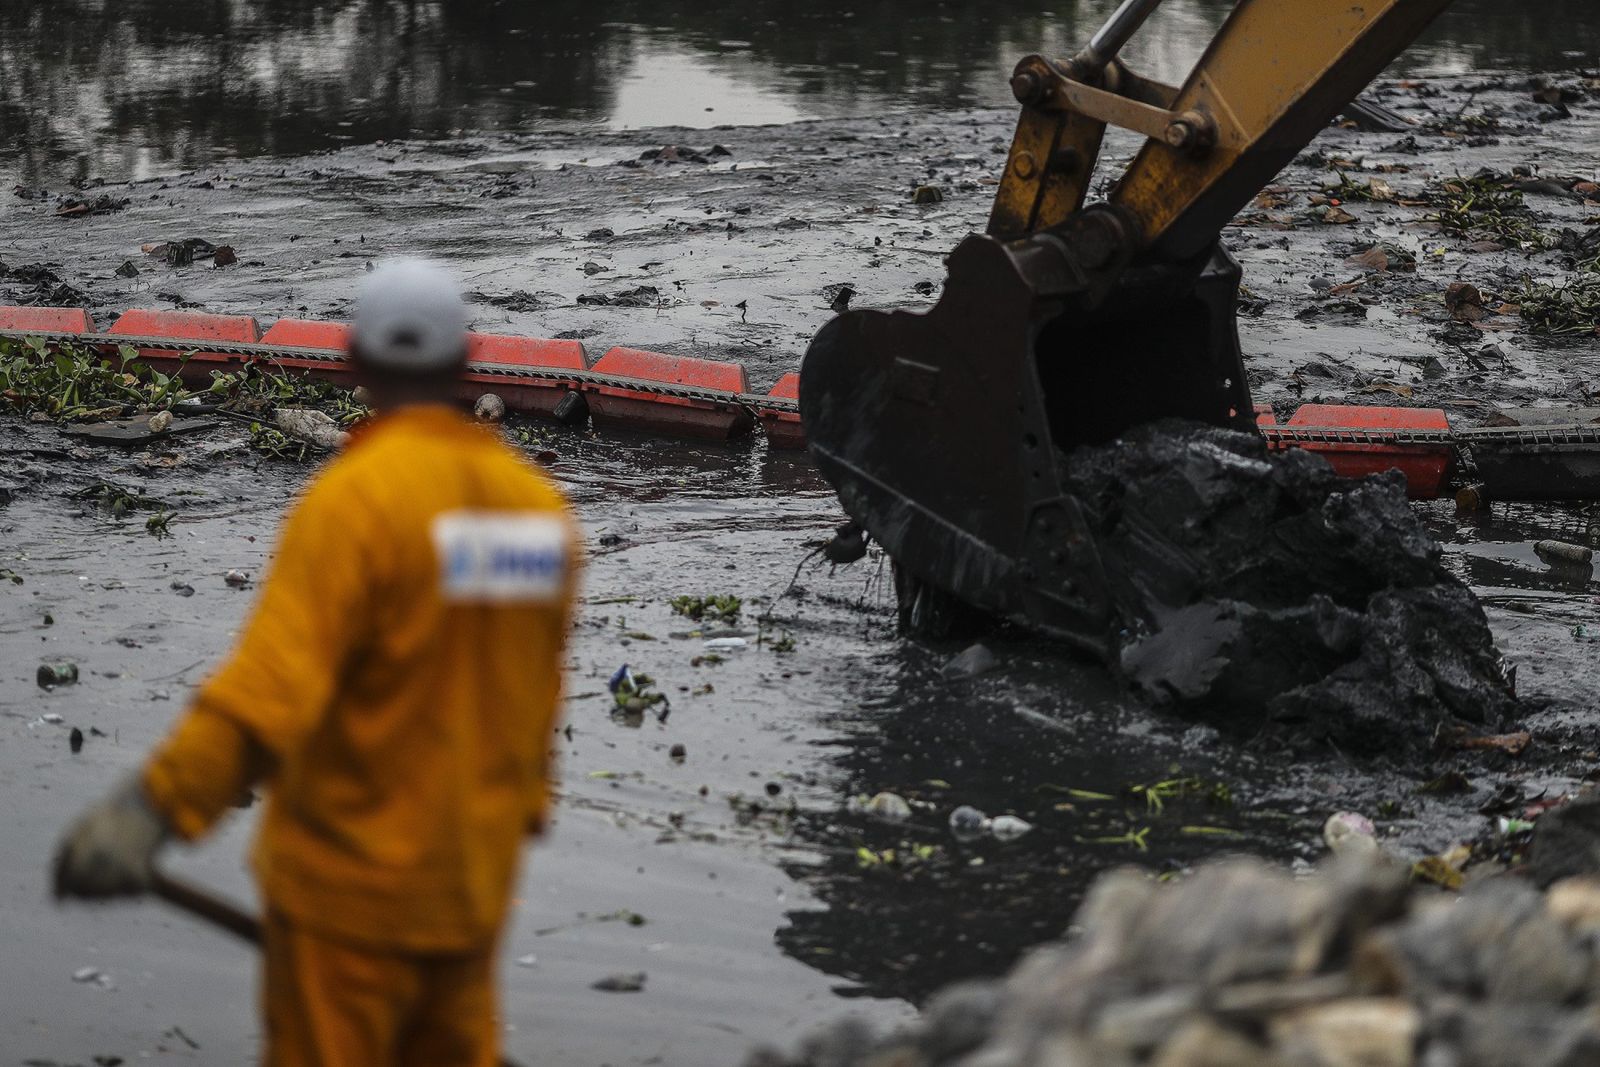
(70, 966), (113, 988)
(750, 854), (1600, 1067)
(142, 238), (219, 267)
(37, 663), (78, 689)
(592, 971), (647, 993)
(69, 726), (84, 753)
(61, 416), (215, 446)
(1073, 423), (1516, 755)
(1344, 245), (1404, 272)
(1445, 281), (1491, 322)
(212, 245), (238, 267)
(989, 814), (1033, 841)
(224, 569), (250, 588)
(0, 261), (88, 306)
(273, 407), (349, 451)
(702, 636), (747, 651)
(911, 185), (944, 205)
(854, 791), (912, 822)
(473, 393), (506, 424)
(113, 259), (139, 278)
(1412, 844), (1471, 889)
(948, 805), (989, 842)
(55, 194), (129, 218)
(608, 664), (669, 718)
(1445, 729), (1531, 757)
(821, 282), (855, 314)
(171, 580), (195, 597)
(942, 642), (997, 680)
(639, 144), (730, 165)
(576, 285), (660, 308)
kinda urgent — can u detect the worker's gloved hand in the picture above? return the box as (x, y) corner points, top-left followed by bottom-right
(53, 776), (171, 899)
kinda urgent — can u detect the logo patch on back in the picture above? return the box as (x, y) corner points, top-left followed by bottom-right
(431, 511), (567, 603)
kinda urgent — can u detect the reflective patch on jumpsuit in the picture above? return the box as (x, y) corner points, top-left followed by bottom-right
(430, 511), (567, 602)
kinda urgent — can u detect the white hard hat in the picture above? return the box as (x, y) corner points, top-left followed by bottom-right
(350, 259), (469, 373)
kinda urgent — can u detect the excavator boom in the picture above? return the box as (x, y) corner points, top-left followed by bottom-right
(800, 0), (1455, 652)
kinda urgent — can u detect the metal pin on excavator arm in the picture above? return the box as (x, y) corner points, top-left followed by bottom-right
(800, 0), (1455, 654)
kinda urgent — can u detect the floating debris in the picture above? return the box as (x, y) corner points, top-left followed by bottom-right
(37, 663), (79, 689)
(592, 971), (646, 993)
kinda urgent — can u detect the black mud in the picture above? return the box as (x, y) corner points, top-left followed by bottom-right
(1070, 423), (1516, 754)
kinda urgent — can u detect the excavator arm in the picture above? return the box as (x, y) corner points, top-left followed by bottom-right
(799, 0), (1455, 654)
(991, 0), (1453, 254)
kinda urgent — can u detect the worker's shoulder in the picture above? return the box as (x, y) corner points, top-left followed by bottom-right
(306, 413), (569, 513)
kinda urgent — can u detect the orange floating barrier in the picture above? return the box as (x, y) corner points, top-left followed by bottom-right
(0, 306), (92, 334)
(460, 333), (588, 418)
(757, 372), (806, 449)
(109, 309), (261, 384)
(582, 347), (753, 439)
(1274, 404), (1454, 500)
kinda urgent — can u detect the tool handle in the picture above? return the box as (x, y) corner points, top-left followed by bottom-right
(150, 870), (262, 945)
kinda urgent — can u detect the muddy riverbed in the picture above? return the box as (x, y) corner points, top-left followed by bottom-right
(4, 28), (1600, 1067)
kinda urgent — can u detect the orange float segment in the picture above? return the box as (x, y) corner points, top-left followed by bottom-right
(581, 347), (753, 440)
(0, 306), (93, 333)
(260, 319), (351, 351)
(468, 332), (587, 371)
(769, 372), (800, 401)
(110, 309), (260, 343)
(107, 309), (262, 383)
(589, 347), (748, 392)
(1276, 404), (1453, 500)
(1287, 404), (1449, 432)
(461, 334), (588, 418)
(759, 372), (806, 449)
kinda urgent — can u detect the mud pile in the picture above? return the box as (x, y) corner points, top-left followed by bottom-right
(1060, 422), (1515, 755)
(749, 855), (1600, 1067)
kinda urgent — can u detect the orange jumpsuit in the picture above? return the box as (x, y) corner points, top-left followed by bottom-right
(142, 405), (578, 1066)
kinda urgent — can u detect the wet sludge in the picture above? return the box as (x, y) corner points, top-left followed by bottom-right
(1064, 422), (1517, 755)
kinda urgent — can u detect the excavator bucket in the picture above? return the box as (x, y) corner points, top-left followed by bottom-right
(800, 231), (1255, 657)
(800, 0), (1455, 654)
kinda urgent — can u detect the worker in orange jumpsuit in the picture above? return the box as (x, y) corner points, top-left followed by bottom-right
(53, 259), (579, 1066)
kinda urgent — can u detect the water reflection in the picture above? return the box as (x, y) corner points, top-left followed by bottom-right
(2, 1), (1596, 185)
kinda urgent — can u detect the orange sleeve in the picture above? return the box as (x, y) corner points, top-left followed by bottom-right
(142, 467), (380, 841)
(143, 710), (271, 841)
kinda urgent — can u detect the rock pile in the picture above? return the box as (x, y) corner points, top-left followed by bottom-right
(749, 855), (1600, 1067)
